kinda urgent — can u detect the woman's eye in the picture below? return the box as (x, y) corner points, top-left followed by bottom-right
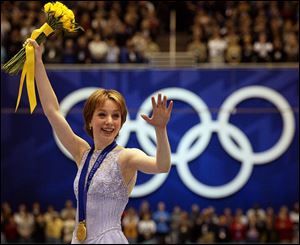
(98, 113), (106, 117)
(113, 114), (120, 119)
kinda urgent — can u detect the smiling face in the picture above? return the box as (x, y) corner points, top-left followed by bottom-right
(90, 99), (122, 143)
(83, 89), (127, 142)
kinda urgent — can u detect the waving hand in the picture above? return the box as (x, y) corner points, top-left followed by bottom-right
(141, 94), (173, 128)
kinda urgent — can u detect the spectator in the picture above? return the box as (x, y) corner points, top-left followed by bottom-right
(178, 211), (192, 244)
(275, 205), (294, 243)
(169, 205), (182, 243)
(119, 39), (147, 63)
(105, 37), (120, 63)
(222, 207), (233, 227)
(271, 37), (285, 62)
(31, 202), (41, 217)
(216, 215), (231, 243)
(122, 207), (139, 244)
(138, 212), (156, 243)
(284, 32), (299, 62)
(43, 205), (59, 223)
(3, 215), (19, 243)
(14, 204), (34, 243)
(246, 213), (260, 243)
(32, 213), (46, 243)
(45, 213), (64, 244)
(76, 35), (91, 64)
(153, 202), (171, 244)
(242, 34), (256, 62)
(198, 208), (218, 243)
(44, 35), (63, 63)
(207, 27), (227, 63)
(225, 34), (242, 63)
(265, 207), (279, 243)
(230, 208), (247, 243)
(62, 39), (77, 64)
(187, 29), (207, 63)
(1, 202), (12, 225)
(60, 200), (76, 221)
(62, 212), (76, 244)
(189, 204), (201, 243)
(88, 33), (108, 63)
(253, 32), (273, 62)
(290, 202), (299, 244)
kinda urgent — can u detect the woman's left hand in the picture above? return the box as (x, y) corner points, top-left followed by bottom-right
(141, 93), (173, 128)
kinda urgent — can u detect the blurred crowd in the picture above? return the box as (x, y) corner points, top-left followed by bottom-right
(1, 1), (161, 64)
(1, 200), (299, 244)
(1, 1), (299, 65)
(185, 1), (299, 63)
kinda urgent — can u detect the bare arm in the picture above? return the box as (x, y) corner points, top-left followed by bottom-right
(27, 39), (89, 165)
(124, 94), (173, 173)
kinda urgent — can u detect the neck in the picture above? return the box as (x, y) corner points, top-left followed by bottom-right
(94, 139), (115, 151)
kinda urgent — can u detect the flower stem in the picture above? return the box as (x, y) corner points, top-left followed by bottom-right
(2, 33), (47, 75)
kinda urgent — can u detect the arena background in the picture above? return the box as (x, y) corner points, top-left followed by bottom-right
(1, 65), (299, 212)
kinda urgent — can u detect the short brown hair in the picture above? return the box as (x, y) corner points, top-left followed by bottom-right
(83, 89), (127, 138)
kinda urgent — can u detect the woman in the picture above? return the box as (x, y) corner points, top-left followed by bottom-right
(26, 38), (173, 244)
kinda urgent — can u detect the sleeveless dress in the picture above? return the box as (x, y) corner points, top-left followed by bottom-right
(71, 148), (131, 244)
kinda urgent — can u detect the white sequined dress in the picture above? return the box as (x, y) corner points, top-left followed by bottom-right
(71, 148), (129, 244)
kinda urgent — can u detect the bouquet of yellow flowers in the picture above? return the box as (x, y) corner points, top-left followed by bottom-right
(2, 1), (82, 113)
(3, 1), (82, 75)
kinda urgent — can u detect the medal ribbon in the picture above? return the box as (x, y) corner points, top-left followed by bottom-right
(78, 141), (117, 223)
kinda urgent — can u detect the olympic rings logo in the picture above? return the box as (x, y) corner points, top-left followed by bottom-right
(53, 86), (295, 198)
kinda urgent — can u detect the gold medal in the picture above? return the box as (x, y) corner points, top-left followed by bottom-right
(77, 221), (87, 242)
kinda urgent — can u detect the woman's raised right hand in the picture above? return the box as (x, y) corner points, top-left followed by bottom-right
(23, 38), (43, 61)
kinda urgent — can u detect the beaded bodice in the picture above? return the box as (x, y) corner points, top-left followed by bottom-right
(73, 148), (129, 239)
